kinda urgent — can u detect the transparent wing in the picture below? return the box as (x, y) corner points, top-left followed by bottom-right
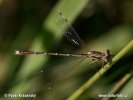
(56, 12), (85, 47)
(40, 56), (86, 90)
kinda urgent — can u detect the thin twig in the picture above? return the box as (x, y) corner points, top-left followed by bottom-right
(67, 40), (133, 100)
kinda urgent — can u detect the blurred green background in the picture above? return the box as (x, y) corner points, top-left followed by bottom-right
(0, 0), (133, 100)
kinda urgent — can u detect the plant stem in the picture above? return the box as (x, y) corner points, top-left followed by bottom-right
(67, 40), (133, 100)
(102, 72), (133, 100)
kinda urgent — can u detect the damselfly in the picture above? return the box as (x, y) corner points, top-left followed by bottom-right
(14, 12), (111, 65)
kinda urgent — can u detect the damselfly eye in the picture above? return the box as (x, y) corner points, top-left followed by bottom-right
(106, 49), (110, 54)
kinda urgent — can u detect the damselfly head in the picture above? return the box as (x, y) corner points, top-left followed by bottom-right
(105, 49), (110, 57)
(104, 49), (111, 63)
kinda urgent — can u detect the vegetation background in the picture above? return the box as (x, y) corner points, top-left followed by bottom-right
(0, 0), (133, 100)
